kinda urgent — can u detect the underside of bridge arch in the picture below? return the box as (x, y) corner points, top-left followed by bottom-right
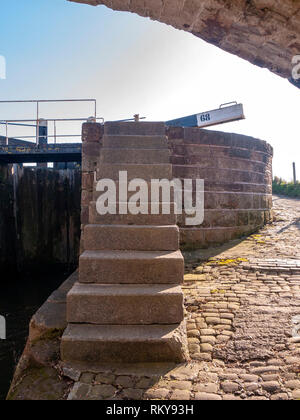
(69, 0), (300, 88)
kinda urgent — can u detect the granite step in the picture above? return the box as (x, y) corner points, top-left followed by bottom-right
(61, 322), (189, 363)
(79, 250), (184, 284)
(67, 283), (184, 325)
(84, 224), (179, 251)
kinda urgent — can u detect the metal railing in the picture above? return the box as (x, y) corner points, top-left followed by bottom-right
(0, 99), (102, 145)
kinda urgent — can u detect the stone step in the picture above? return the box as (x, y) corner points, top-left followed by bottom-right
(102, 135), (168, 150)
(84, 224), (179, 251)
(67, 283), (184, 325)
(100, 148), (170, 164)
(93, 181), (175, 202)
(104, 121), (166, 136)
(97, 163), (172, 181)
(79, 250), (184, 284)
(89, 201), (177, 225)
(61, 322), (189, 363)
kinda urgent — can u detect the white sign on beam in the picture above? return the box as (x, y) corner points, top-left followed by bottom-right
(196, 103), (245, 128)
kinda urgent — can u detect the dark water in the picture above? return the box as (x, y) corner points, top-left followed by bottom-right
(0, 269), (71, 400)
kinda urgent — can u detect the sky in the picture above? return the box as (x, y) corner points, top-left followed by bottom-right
(0, 0), (299, 180)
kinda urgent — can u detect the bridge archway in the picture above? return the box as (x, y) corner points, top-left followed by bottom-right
(69, 0), (300, 88)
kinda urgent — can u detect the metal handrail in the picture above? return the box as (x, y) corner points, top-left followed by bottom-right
(0, 122), (36, 127)
(1, 118), (101, 123)
(0, 118), (104, 145)
(0, 99), (99, 145)
(9, 135), (82, 139)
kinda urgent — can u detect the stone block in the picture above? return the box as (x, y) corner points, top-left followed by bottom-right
(103, 134), (168, 149)
(82, 172), (94, 191)
(67, 283), (184, 325)
(81, 205), (89, 225)
(100, 148), (170, 164)
(61, 323), (189, 363)
(84, 224), (179, 251)
(79, 250), (184, 284)
(104, 122), (166, 136)
(97, 163), (172, 181)
(89, 201), (177, 225)
(93, 180), (175, 202)
(81, 190), (92, 207)
(82, 122), (103, 143)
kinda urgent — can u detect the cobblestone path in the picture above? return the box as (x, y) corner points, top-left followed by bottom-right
(65, 196), (300, 400)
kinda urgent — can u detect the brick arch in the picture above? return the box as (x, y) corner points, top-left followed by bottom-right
(69, 0), (300, 88)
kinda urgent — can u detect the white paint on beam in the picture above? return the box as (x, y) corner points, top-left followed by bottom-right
(196, 103), (245, 128)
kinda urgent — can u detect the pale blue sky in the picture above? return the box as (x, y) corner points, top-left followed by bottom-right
(0, 0), (299, 180)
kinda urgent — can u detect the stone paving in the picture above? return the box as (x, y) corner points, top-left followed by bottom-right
(64, 196), (300, 400)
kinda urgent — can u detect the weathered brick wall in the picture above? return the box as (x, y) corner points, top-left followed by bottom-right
(167, 127), (273, 249)
(82, 122), (273, 250)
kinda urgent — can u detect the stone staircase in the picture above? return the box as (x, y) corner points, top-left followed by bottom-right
(61, 122), (189, 364)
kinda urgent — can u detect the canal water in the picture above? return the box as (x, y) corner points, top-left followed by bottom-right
(0, 269), (71, 400)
